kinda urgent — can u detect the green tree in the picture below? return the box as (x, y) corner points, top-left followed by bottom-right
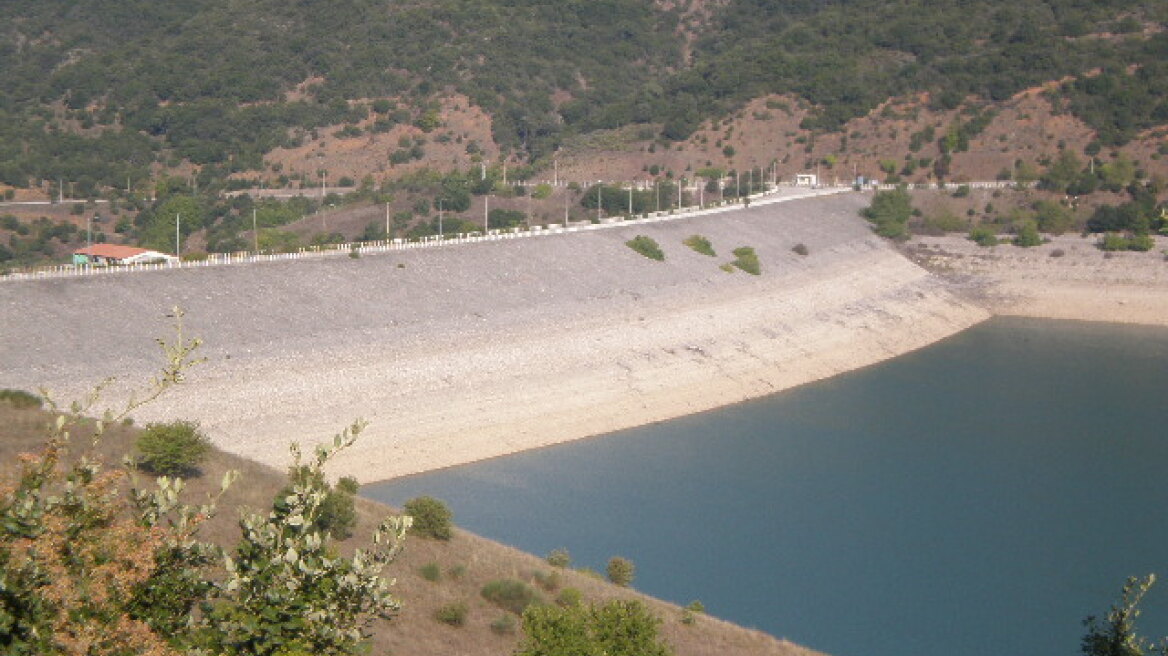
(403, 495), (453, 540)
(1081, 575), (1167, 656)
(517, 600), (672, 656)
(861, 188), (913, 240)
(606, 556), (635, 587)
(135, 419), (212, 476)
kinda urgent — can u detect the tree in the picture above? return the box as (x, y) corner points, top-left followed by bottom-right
(861, 187), (913, 240)
(135, 419), (212, 476)
(606, 556), (635, 587)
(1081, 575), (1167, 656)
(516, 600), (671, 656)
(403, 495), (453, 540)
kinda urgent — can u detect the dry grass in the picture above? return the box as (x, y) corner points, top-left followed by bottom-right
(0, 399), (824, 656)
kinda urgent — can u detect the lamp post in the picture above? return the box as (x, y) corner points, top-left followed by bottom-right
(175, 213), (181, 258)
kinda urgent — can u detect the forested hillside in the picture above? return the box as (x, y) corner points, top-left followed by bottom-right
(2, 0), (1165, 195)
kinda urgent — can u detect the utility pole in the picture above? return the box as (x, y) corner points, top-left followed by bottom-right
(385, 201), (390, 239)
(628, 185), (632, 216)
(438, 199), (443, 237)
(596, 183), (601, 221)
(484, 194), (490, 232)
(252, 208), (258, 253)
(175, 213), (181, 257)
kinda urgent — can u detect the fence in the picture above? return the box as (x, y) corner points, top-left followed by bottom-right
(0, 184), (855, 282)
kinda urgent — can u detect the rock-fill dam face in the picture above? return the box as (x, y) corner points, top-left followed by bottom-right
(0, 192), (989, 482)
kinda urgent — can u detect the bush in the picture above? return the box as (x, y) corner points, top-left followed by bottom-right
(626, 235), (664, 261)
(1013, 220), (1042, 247)
(517, 600), (670, 656)
(533, 570), (561, 592)
(420, 562), (442, 582)
(546, 548), (572, 569)
(481, 579), (539, 614)
(683, 234), (716, 256)
(435, 601), (468, 626)
(277, 468), (358, 540)
(791, 243), (809, 256)
(0, 388), (43, 409)
(730, 246), (761, 275)
(557, 587), (583, 608)
(968, 225), (999, 247)
(404, 495), (454, 540)
(606, 556), (635, 587)
(491, 613), (518, 635)
(135, 419), (211, 476)
(1050, 248), (1066, 257)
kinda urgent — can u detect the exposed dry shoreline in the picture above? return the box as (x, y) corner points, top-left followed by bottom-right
(3, 191), (1166, 484)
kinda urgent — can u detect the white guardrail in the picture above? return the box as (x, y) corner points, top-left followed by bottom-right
(0, 182), (911, 283)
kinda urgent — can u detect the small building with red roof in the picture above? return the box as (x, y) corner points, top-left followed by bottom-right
(72, 244), (178, 266)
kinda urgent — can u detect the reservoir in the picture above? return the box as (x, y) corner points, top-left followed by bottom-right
(364, 318), (1168, 656)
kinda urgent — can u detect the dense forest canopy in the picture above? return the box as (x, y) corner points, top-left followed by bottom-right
(1, 0), (1165, 194)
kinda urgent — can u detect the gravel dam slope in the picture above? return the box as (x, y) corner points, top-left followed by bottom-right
(1, 193), (990, 482)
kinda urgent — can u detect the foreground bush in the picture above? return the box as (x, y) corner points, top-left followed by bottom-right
(0, 312), (410, 656)
(403, 495), (454, 540)
(135, 419), (212, 476)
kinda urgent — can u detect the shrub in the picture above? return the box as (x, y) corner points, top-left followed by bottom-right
(1013, 220), (1042, 247)
(557, 587), (583, 608)
(1050, 248), (1066, 257)
(791, 243), (809, 256)
(491, 613), (518, 635)
(969, 225), (999, 247)
(517, 600), (670, 656)
(135, 419), (211, 476)
(482, 579), (539, 614)
(0, 388), (43, 409)
(435, 601), (468, 626)
(404, 495), (453, 540)
(626, 235), (664, 261)
(277, 468), (358, 540)
(730, 246), (761, 275)
(420, 562), (442, 582)
(606, 556), (635, 587)
(546, 548), (572, 569)
(683, 234), (716, 256)
(719, 263), (735, 273)
(533, 569), (561, 592)
(448, 564), (467, 580)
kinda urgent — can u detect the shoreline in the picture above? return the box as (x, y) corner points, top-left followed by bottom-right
(3, 196), (1167, 484)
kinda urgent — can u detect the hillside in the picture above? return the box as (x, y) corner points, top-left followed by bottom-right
(1, 0), (1165, 196)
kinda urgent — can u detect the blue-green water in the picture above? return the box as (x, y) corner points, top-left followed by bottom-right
(363, 318), (1168, 656)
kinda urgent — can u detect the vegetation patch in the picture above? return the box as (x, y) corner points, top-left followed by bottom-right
(481, 579), (539, 615)
(683, 234), (716, 256)
(435, 601), (468, 627)
(0, 388), (42, 409)
(546, 548), (571, 569)
(791, 242), (809, 256)
(606, 556), (635, 587)
(134, 419), (211, 477)
(968, 225), (999, 247)
(404, 495), (454, 540)
(861, 188), (913, 240)
(730, 246), (761, 275)
(626, 235), (665, 261)
(419, 562), (442, 582)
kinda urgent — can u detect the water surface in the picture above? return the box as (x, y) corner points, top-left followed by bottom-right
(365, 318), (1168, 656)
